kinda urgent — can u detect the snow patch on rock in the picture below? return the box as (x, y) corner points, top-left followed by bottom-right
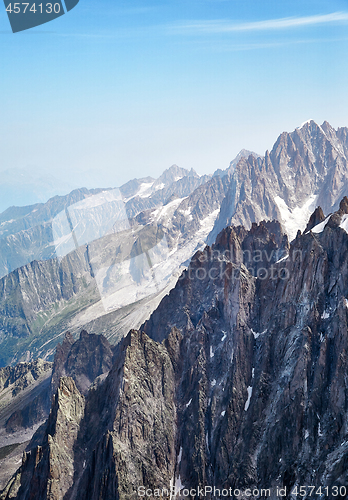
(244, 386), (253, 411)
(311, 216), (331, 234)
(186, 398), (192, 408)
(274, 194), (317, 241)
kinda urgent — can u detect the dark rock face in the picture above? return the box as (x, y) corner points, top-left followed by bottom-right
(0, 331), (115, 493)
(5, 202), (348, 499)
(2, 377), (85, 500)
(2, 331), (176, 500)
(75, 330), (176, 500)
(305, 206), (325, 232)
(50, 330), (115, 396)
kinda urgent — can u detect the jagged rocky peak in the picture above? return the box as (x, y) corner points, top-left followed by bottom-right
(339, 195), (348, 213)
(4, 201), (348, 497)
(305, 206), (325, 232)
(209, 119), (348, 244)
(142, 219), (288, 343)
(304, 195), (348, 233)
(152, 164), (199, 189)
(3, 329), (177, 500)
(0, 359), (52, 395)
(51, 330), (115, 396)
(2, 377), (85, 500)
(213, 149), (261, 178)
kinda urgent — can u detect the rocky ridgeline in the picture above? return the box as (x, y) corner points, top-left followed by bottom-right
(209, 120), (348, 242)
(0, 360), (52, 434)
(0, 360), (52, 397)
(2, 122), (348, 367)
(0, 331), (115, 492)
(2, 199), (348, 498)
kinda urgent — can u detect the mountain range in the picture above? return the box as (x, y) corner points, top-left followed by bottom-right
(1, 120), (348, 497)
(0, 121), (348, 368)
(2, 196), (348, 498)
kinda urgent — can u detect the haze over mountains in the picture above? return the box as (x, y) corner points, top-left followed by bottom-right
(0, 121), (348, 368)
(2, 120), (348, 497)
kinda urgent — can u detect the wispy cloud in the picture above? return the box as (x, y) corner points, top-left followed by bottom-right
(186, 36), (348, 54)
(167, 12), (348, 35)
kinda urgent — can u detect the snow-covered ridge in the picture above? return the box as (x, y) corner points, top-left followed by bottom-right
(298, 119), (313, 129)
(340, 214), (348, 234)
(310, 216), (331, 234)
(124, 182), (154, 202)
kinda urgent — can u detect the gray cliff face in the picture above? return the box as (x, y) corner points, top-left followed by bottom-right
(50, 329), (115, 396)
(0, 359), (52, 437)
(0, 331), (115, 492)
(2, 377), (85, 500)
(4, 201), (348, 498)
(0, 247), (96, 366)
(0, 359), (52, 491)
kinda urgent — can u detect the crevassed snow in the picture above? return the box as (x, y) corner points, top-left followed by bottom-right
(244, 386), (253, 411)
(151, 198), (187, 222)
(311, 216), (331, 234)
(274, 194), (317, 241)
(179, 207), (192, 220)
(186, 398), (192, 408)
(135, 182), (154, 198)
(210, 346), (214, 358)
(198, 209), (220, 233)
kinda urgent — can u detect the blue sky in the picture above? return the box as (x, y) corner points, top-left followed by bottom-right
(1, 0), (348, 196)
